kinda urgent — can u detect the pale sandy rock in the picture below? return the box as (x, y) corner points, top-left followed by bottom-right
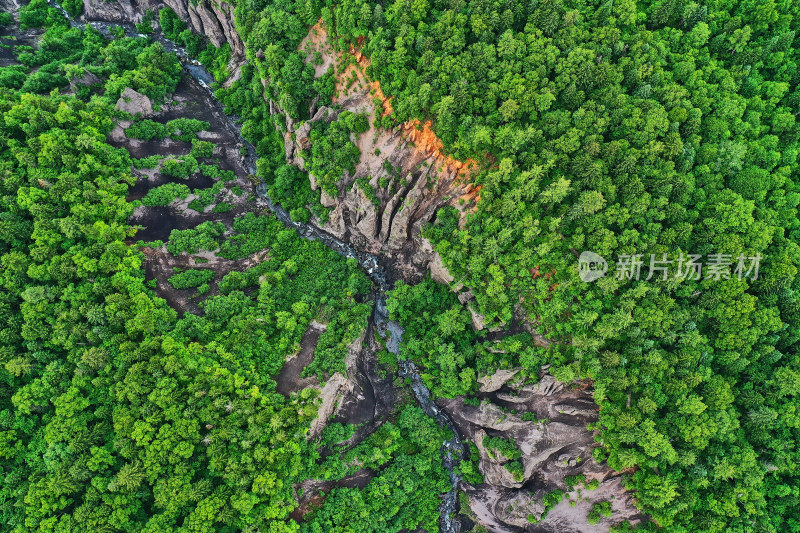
(378, 175), (412, 243)
(429, 251), (454, 285)
(478, 368), (520, 393)
(310, 105), (337, 123)
(308, 373), (350, 438)
(466, 486), (542, 532)
(419, 236), (435, 254)
(295, 122), (312, 150)
(457, 289), (475, 305)
(283, 131), (296, 161)
(496, 374), (565, 404)
(70, 70), (101, 90)
(469, 304), (486, 331)
(324, 203), (346, 239)
(355, 208), (378, 240)
(345, 328), (366, 374)
(108, 123), (129, 143)
(474, 429), (523, 488)
(320, 189), (336, 208)
(344, 186), (378, 240)
(116, 88), (152, 117)
(387, 173), (428, 250)
(196, 130), (224, 142)
(539, 476), (644, 532)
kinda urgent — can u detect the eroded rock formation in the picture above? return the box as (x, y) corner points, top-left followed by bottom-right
(264, 23), (479, 285)
(440, 371), (645, 531)
(116, 87), (153, 116)
(275, 94), (473, 284)
(82, 0), (245, 77)
(70, 4), (645, 529)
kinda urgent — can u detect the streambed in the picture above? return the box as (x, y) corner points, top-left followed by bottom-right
(46, 3), (466, 529)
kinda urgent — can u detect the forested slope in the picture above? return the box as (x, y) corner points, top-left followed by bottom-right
(381, 2), (800, 530)
(3, 0), (800, 530)
(0, 5), (452, 531)
(215, 0), (800, 530)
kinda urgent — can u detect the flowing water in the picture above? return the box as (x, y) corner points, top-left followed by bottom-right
(46, 3), (466, 530)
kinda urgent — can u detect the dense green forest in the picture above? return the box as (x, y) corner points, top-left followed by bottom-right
(380, 2), (800, 530)
(0, 5), (450, 531)
(4, 0), (800, 530)
(214, 0), (800, 530)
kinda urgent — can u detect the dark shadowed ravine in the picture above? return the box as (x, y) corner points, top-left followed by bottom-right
(48, 3), (466, 530)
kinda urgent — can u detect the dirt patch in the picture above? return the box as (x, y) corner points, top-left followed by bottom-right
(299, 21), (335, 78)
(276, 321), (326, 396)
(140, 245), (269, 315)
(291, 469), (374, 523)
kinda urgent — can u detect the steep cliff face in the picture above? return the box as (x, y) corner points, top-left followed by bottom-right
(274, 23), (478, 285)
(279, 98), (476, 283)
(82, 0), (245, 61)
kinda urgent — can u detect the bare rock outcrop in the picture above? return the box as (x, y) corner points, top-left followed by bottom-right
(115, 87), (153, 117)
(429, 250), (454, 285)
(308, 373), (351, 439)
(478, 368), (520, 393)
(496, 374), (600, 420)
(469, 304), (487, 331)
(83, 0), (245, 73)
(273, 88), (468, 279)
(325, 204), (347, 239)
(0, 0), (21, 13)
(342, 185), (379, 240)
(439, 371), (646, 531)
(69, 69), (102, 90)
(307, 328), (366, 439)
(466, 476), (642, 532)
(257, 24), (481, 282)
(319, 189), (337, 208)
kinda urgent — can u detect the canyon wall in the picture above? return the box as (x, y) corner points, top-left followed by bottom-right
(73, 3), (644, 530)
(276, 22), (479, 285)
(82, 0), (245, 61)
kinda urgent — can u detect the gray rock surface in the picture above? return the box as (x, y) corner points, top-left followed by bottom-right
(320, 189), (337, 208)
(115, 88), (153, 117)
(69, 69), (102, 90)
(83, 0), (245, 71)
(439, 370), (646, 531)
(478, 368), (520, 393)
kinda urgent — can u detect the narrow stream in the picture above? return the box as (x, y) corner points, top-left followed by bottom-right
(47, 3), (466, 530)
